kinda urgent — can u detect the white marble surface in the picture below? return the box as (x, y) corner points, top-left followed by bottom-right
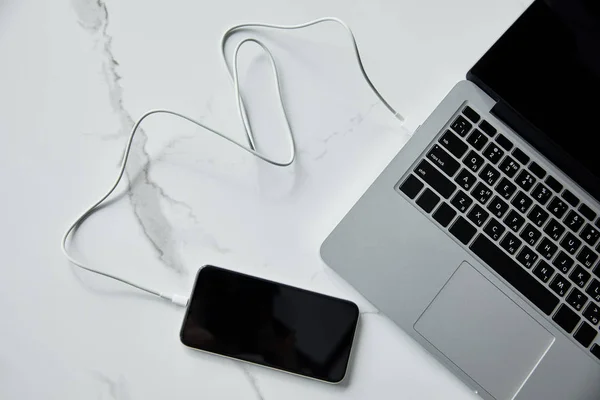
(0, 0), (532, 398)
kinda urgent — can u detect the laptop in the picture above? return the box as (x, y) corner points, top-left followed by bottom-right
(320, 1), (600, 399)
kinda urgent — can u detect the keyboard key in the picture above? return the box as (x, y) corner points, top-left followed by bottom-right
(592, 344), (600, 360)
(561, 232), (582, 255)
(451, 190), (473, 213)
(528, 205), (549, 227)
(531, 183), (552, 205)
(467, 204), (489, 227)
(574, 322), (597, 348)
(545, 175), (563, 193)
(478, 120), (497, 137)
(544, 218), (565, 241)
(533, 260), (555, 283)
(487, 196), (509, 219)
(470, 235), (559, 315)
(472, 182), (493, 204)
(580, 224), (600, 247)
(427, 145), (461, 177)
(433, 202), (457, 228)
(586, 279), (600, 302)
(462, 106), (480, 123)
(570, 265), (591, 288)
(512, 191), (533, 214)
(515, 170), (536, 192)
(577, 246), (598, 269)
(549, 274), (571, 297)
(505, 210), (525, 232)
(548, 197), (569, 219)
(449, 217), (477, 245)
(583, 303), (600, 325)
(498, 156), (520, 178)
(463, 150), (485, 172)
(484, 218), (505, 241)
(466, 129), (488, 151)
(414, 160), (457, 199)
(450, 115), (472, 137)
(496, 177), (517, 200)
(440, 130), (468, 158)
(537, 237), (558, 260)
(597, 218), (600, 229)
(567, 288), (588, 312)
(500, 232), (522, 255)
(482, 143), (504, 164)
(594, 264), (600, 279)
(521, 223), (542, 246)
(579, 203), (597, 222)
(416, 188), (440, 213)
(454, 169), (477, 191)
(553, 304), (580, 333)
(553, 251), (575, 274)
(564, 210), (585, 233)
(399, 175), (424, 199)
(479, 164), (501, 186)
(562, 190), (580, 208)
(517, 246), (538, 269)
(512, 148), (530, 165)
(495, 134), (513, 151)
(528, 162), (547, 179)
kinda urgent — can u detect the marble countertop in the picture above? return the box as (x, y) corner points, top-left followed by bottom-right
(0, 0), (531, 398)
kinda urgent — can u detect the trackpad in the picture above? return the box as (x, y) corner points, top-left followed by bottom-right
(415, 262), (554, 400)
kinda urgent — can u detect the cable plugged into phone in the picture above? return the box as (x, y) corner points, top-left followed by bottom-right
(169, 294), (190, 307)
(61, 17), (404, 306)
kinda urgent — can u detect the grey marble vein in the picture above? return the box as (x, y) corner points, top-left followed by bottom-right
(240, 364), (266, 400)
(312, 148), (328, 161)
(90, 371), (131, 400)
(309, 270), (321, 283)
(313, 101), (380, 161)
(72, 0), (107, 33)
(72, 0), (191, 274)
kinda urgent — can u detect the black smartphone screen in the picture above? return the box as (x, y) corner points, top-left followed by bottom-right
(180, 266), (359, 383)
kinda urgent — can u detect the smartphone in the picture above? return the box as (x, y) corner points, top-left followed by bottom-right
(180, 266), (359, 383)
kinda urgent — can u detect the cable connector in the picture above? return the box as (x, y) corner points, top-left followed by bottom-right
(170, 294), (189, 307)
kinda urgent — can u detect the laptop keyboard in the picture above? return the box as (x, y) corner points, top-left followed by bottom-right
(398, 105), (600, 361)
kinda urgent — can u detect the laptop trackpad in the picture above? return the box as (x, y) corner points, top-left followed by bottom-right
(414, 262), (554, 400)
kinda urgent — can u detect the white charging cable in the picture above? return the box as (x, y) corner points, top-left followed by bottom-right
(61, 17), (404, 307)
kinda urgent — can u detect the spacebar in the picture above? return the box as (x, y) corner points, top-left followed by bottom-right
(470, 235), (559, 316)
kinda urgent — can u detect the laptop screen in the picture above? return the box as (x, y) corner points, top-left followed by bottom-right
(468, 0), (600, 198)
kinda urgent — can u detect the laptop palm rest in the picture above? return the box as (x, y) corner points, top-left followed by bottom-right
(414, 262), (555, 400)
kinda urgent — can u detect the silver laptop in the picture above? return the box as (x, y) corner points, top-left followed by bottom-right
(321, 1), (600, 399)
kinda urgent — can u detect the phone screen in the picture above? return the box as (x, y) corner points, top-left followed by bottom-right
(180, 266), (359, 383)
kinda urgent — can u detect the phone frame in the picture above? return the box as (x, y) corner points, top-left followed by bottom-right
(179, 265), (360, 384)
